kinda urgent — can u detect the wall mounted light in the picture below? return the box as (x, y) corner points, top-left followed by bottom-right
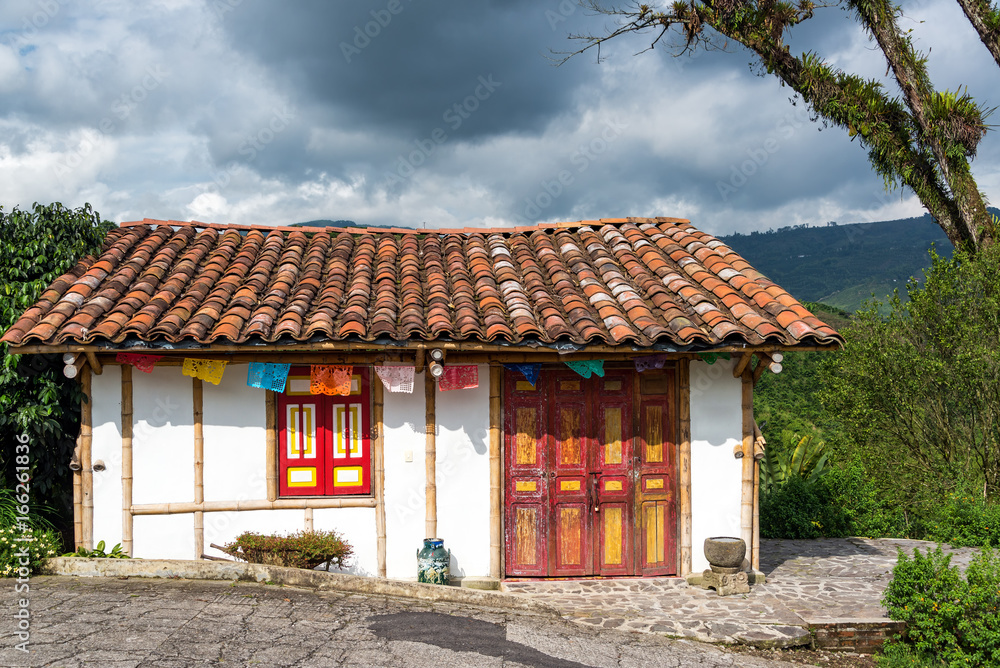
(429, 348), (445, 362)
(428, 361), (445, 379)
(92, 460), (106, 472)
(69, 455), (82, 472)
(768, 362), (783, 374)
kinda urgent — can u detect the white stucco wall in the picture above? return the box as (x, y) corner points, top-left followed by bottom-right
(435, 365), (490, 578)
(689, 359), (744, 572)
(132, 366), (194, 505)
(202, 366), (267, 502)
(88, 363), (493, 577)
(91, 365), (122, 550)
(382, 371), (427, 579)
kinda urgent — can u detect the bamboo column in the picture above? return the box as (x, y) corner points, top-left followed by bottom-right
(304, 507), (314, 531)
(373, 378), (387, 577)
(73, 434), (82, 550)
(193, 378), (204, 560)
(488, 364), (502, 580)
(265, 390), (277, 501)
(740, 370), (755, 567)
(752, 458), (761, 571)
(80, 366), (93, 551)
(677, 358), (692, 576)
(121, 365), (134, 555)
(425, 371), (437, 539)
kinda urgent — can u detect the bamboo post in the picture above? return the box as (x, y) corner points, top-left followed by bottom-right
(80, 366), (93, 551)
(373, 377), (386, 577)
(73, 434), (82, 550)
(85, 351), (103, 375)
(265, 390), (277, 501)
(741, 370), (755, 567)
(752, 458), (761, 571)
(677, 358), (692, 576)
(121, 365), (134, 555)
(304, 507), (314, 531)
(193, 378), (204, 560)
(488, 364), (502, 580)
(425, 371), (437, 539)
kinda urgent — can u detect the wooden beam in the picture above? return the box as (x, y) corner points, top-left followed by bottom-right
(415, 346), (426, 374)
(425, 371), (437, 539)
(131, 498), (377, 515)
(488, 364), (502, 580)
(121, 365), (134, 556)
(677, 358), (692, 576)
(85, 351), (102, 375)
(373, 375), (387, 578)
(7, 341), (845, 357)
(741, 370), (755, 568)
(752, 458), (760, 572)
(752, 353), (773, 384)
(304, 507), (314, 532)
(265, 390), (277, 501)
(731, 353), (752, 378)
(192, 377), (204, 560)
(80, 366), (93, 551)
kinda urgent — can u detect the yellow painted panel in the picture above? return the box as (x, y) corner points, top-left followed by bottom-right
(605, 480), (622, 492)
(560, 480), (581, 491)
(515, 480), (537, 492)
(334, 405), (346, 457)
(287, 406), (299, 459)
(604, 507), (623, 565)
(348, 403), (361, 457)
(604, 379), (622, 391)
(515, 380), (536, 391)
(645, 503), (666, 564)
(645, 405), (663, 463)
(559, 507), (582, 566)
(287, 467), (316, 487)
(514, 507), (537, 566)
(559, 408), (581, 465)
(605, 407), (622, 465)
(559, 380), (580, 391)
(515, 408), (536, 465)
(646, 478), (664, 490)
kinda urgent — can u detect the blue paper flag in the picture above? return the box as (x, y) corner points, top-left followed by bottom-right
(247, 362), (291, 392)
(504, 363), (540, 387)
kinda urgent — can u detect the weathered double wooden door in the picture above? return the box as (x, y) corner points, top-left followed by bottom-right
(504, 367), (676, 577)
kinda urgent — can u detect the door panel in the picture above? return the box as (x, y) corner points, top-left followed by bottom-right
(504, 378), (547, 576)
(636, 368), (677, 576)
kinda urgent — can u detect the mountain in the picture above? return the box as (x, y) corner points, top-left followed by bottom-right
(719, 214), (959, 312)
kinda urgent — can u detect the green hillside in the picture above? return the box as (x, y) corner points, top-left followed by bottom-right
(720, 214), (958, 311)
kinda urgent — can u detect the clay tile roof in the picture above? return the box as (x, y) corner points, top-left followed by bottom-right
(1, 217), (843, 350)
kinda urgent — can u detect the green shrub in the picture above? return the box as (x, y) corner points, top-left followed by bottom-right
(921, 493), (1000, 547)
(823, 463), (908, 538)
(222, 530), (353, 571)
(0, 524), (61, 577)
(759, 475), (851, 539)
(881, 546), (1000, 666)
(63, 540), (130, 558)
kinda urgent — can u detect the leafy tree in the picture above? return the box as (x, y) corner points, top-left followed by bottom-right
(565, 0), (997, 251)
(823, 244), (1000, 510)
(0, 203), (113, 524)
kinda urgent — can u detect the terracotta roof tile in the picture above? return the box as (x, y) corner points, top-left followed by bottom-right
(1, 218), (843, 350)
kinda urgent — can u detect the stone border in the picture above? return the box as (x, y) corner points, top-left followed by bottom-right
(40, 558), (558, 615)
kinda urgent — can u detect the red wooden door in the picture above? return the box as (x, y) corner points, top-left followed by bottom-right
(504, 373), (548, 576)
(504, 366), (675, 578)
(548, 372), (591, 577)
(636, 368), (677, 575)
(592, 371), (633, 576)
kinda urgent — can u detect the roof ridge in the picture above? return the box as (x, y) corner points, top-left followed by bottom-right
(117, 217), (693, 236)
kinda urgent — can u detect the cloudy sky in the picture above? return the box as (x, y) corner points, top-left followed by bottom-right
(1, 0), (998, 237)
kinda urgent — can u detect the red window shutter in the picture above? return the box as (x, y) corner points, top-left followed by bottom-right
(277, 367), (371, 497)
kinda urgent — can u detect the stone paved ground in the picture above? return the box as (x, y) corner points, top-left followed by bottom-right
(502, 537), (980, 646)
(0, 575), (801, 667)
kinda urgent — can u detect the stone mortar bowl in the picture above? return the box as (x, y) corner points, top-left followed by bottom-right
(704, 536), (746, 569)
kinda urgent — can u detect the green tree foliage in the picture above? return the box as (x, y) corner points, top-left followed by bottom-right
(824, 245), (1000, 514)
(759, 430), (828, 492)
(0, 203), (113, 519)
(882, 546), (1000, 666)
(567, 1), (998, 250)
